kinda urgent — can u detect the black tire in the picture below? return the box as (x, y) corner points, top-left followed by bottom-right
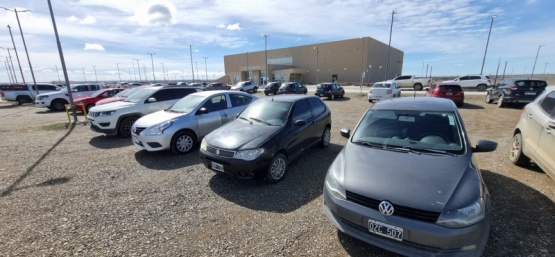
(413, 83), (423, 91)
(171, 131), (196, 154)
(497, 94), (505, 108)
(265, 92), (269, 96)
(253, 87), (258, 93)
(320, 126), (331, 148)
(368, 99), (373, 103)
(330, 93), (335, 100)
(476, 84), (487, 92)
(118, 117), (137, 138)
(485, 93), (493, 104)
(16, 95), (32, 105)
(51, 99), (67, 111)
(509, 133), (530, 166)
(304, 89), (307, 94)
(265, 153), (287, 184)
(340, 92), (344, 98)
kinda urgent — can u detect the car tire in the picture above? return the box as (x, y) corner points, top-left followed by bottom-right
(16, 95), (32, 105)
(118, 117), (137, 138)
(497, 94), (505, 108)
(340, 92), (344, 98)
(51, 99), (67, 111)
(304, 89), (307, 94)
(265, 92), (269, 96)
(265, 153), (287, 184)
(476, 84), (487, 92)
(253, 87), (258, 93)
(413, 84), (423, 91)
(509, 133), (530, 166)
(319, 126), (331, 148)
(368, 99), (373, 103)
(485, 93), (493, 104)
(171, 131), (196, 154)
(330, 94), (335, 100)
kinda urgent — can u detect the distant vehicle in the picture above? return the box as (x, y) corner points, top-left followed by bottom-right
(485, 78), (548, 108)
(368, 81), (401, 102)
(87, 86), (203, 137)
(263, 82), (280, 96)
(132, 91), (256, 154)
(510, 85), (555, 180)
(315, 82), (345, 100)
(176, 82), (188, 86)
(323, 97), (497, 257)
(204, 82), (231, 91)
(277, 82), (307, 95)
(96, 86), (146, 106)
(387, 75), (431, 91)
(0, 83), (61, 105)
(35, 84), (102, 111)
(72, 88), (125, 112)
(200, 95), (332, 183)
(230, 81), (258, 93)
(425, 82), (464, 107)
(443, 75), (492, 92)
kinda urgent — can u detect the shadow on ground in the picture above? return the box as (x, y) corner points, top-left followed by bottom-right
(89, 135), (133, 149)
(134, 145), (202, 170)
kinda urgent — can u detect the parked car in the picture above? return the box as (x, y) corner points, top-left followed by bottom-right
(368, 81), (401, 102)
(73, 88), (125, 112)
(131, 91), (256, 154)
(277, 82), (307, 95)
(95, 86), (146, 106)
(425, 82), (465, 107)
(263, 82), (281, 96)
(485, 78), (548, 108)
(204, 82), (231, 91)
(323, 97), (497, 257)
(387, 75), (431, 91)
(189, 83), (203, 87)
(443, 74), (492, 91)
(87, 86), (203, 137)
(35, 84), (102, 111)
(230, 81), (258, 93)
(510, 85), (555, 180)
(0, 83), (61, 105)
(200, 95), (332, 183)
(315, 82), (345, 100)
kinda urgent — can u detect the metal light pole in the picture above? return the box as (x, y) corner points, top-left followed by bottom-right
(379, 66), (382, 80)
(147, 52), (156, 82)
(92, 65), (98, 83)
(384, 10), (396, 81)
(161, 62), (166, 82)
(480, 15), (496, 75)
(530, 44), (544, 78)
(313, 46), (319, 83)
(131, 59), (137, 81)
(203, 57), (208, 81)
(82, 68), (86, 82)
(1, 47), (18, 83)
(359, 37), (365, 95)
(189, 45), (194, 82)
(128, 68), (132, 81)
(544, 63), (548, 75)
(262, 34), (269, 83)
(195, 62), (199, 82)
(143, 65), (148, 82)
(55, 65), (61, 82)
(116, 63), (121, 82)
(134, 59), (142, 82)
(368, 65), (372, 83)
(3, 58), (14, 83)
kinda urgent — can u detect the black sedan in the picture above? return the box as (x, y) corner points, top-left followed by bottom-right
(200, 95), (331, 183)
(263, 82), (281, 96)
(277, 82), (308, 95)
(315, 82), (345, 100)
(204, 82), (231, 91)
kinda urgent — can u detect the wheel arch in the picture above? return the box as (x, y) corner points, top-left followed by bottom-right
(172, 128), (199, 143)
(116, 113), (143, 128)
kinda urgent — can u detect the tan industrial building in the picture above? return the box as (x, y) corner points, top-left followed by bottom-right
(222, 37), (404, 85)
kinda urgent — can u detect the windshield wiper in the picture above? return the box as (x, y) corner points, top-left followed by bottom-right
(402, 146), (456, 156)
(249, 117), (272, 125)
(238, 116), (253, 124)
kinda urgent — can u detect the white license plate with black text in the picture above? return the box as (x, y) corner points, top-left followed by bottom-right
(368, 219), (403, 241)
(211, 161), (224, 172)
(524, 91), (536, 95)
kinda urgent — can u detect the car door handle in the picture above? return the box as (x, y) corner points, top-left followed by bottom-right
(222, 113), (228, 117)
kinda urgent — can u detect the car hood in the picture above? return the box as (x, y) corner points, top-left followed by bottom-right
(331, 142), (480, 212)
(73, 96), (93, 102)
(96, 97), (124, 105)
(205, 120), (280, 150)
(135, 109), (190, 127)
(89, 101), (137, 112)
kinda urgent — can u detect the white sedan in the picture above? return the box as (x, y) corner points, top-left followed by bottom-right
(368, 81), (401, 102)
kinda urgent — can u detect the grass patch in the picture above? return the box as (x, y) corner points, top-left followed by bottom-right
(40, 122), (67, 131)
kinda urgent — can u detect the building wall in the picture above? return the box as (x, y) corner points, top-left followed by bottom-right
(224, 37), (404, 85)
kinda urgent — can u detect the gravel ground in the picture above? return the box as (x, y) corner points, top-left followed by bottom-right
(0, 93), (553, 257)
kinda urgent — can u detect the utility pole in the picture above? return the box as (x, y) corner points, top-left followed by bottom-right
(134, 59), (142, 82)
(189, 45), (194, 82)
(92, 65), (98, 83)
(147, 52), (156, 82)
(161, 62), (166, 82)
(116, 63), (121, 82)
(384, 10), (396, 81)
(203, 57), (208, 81)
(55, 65), (61, 82)
(0, 47), (18, 83)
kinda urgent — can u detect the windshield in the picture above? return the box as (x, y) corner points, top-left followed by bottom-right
(115, 87), (141, 98)
(239, 100), (292, 126)
(168, 95), (205, 113)
(124, 88), (157, 103)
(90, 89), (106, 97)
(352, 109), (465, 154)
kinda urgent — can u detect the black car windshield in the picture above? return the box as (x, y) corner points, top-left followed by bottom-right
(239, 100), (292, 126)
(124, 88), (157, 103)
(168, 94), (205, 113)
(351, 109), (465, 154)
(317, 84), (331, 89)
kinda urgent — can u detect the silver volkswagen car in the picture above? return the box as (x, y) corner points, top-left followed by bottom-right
(323, 97), (497, 256)
(131, 90), (256, 154)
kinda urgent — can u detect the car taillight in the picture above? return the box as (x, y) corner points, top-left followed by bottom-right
(0, 92), (4, 97)
(508, 86), (518, 91)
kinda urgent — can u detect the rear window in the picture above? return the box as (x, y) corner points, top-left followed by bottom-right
(515, 80), (547, 88)
(373, 83), (389, 88)
(438, 85), (462, 91)
(317, 84), (331, 89)
(280, 84), (291, 89)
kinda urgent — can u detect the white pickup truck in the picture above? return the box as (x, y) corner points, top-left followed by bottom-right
(387, 75), (431, 91)
(0, 83), (62, 105)
(35, 84), (102, 111)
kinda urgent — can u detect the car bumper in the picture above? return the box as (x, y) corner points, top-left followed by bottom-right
(502, 95), (536, 104)
(131, 133), (172, 152)
(368, 94), (393, 101)
(322, 189), (489, 257)
(199, 148), (272, 179)
(35, 101), (49, 108)
(87, 117), (118, 135)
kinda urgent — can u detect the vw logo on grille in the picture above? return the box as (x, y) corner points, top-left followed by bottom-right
(216, 149), (220, 155)
(379, 201), (394, 216)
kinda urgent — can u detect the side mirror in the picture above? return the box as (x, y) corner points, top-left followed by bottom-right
(472, 140), (497, 153)
(197, 107), (208, 114)
(340, 128), (351, 139)
(293, 119), (306, 126)
(147, 97), (157, 103)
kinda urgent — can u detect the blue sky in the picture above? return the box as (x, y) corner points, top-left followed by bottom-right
(0, 0), (553, 83)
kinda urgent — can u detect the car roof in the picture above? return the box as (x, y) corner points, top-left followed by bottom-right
(501, 78), (547, 82)
(434, 82), (461, 86)
(189, 90), (250, 97)
(372, 97), (457, 112)
(263, 94), (318, 102)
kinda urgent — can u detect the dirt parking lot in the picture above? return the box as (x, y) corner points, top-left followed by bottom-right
(0, 93), (553, 256)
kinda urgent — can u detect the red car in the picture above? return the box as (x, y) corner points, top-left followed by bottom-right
(426, 82), (464, 107)
(73, 88), (125, 112)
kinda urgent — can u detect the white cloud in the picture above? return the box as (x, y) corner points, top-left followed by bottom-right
(129, 0), (177, 26)
(217, 24), (225, 28)
(84, 43), (105, 51)
(66, 15), (97, 25)
(226, 23), (241, 31)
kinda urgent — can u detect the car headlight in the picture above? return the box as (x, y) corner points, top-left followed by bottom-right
(437, 197), (486, 228)
(100, 110), (116, 116)
(200, 139), (207, 151)
(145, 121), (173, 136)
(325, 170), (346, 200)
(234, 148), (264, 161)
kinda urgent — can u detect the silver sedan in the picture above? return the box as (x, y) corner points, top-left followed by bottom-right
(131, 90), (256, 154)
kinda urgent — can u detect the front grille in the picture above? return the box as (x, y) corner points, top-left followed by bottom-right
(89, 112), (99, 117)
(133, 127), (146, 135)
(206, 146), (235, 157)
(346, 191), (440, 223)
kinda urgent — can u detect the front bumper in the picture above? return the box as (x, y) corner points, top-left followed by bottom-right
(35, 101), (49, 108)
(131, 132), (171, 152)
(322, 188), (489, 257)
(87, 117), (118, 135)
(199, 148), (272, 179)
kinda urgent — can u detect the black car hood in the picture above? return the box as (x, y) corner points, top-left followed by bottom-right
(333, 142), (480, 212)
(205, 120), (281, 150)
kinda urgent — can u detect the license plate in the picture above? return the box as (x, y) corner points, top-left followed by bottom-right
(368, 219), (403, 241)
(211, 161), (224, 172)
(320, 93), (324, 96)
(446, 92), (453, 96)
(524, 92), (536, 95)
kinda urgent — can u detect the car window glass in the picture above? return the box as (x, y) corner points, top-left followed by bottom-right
(203, 94), (227, 112)
(230, 94), (252, 107)
(539, 91), (555, 118)
(239, 100), (292, 126)
(459, 76), (469, 81)
(309, 97), (326, 116)
(175, 88), (197, 98)
(89, 85), (100, 91)
(150, 89), (176, 102)
(292, 99), (313, 122)
(470, 76), (481, 80)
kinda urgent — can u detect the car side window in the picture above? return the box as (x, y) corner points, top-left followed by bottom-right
(203, 94), (227, 112)
(230, 94), (252, 107)
(459, 76), (469, 81)
(175, 88), (197, 98)
(292, 99), (313, 122)
(308, 97), (326, 116)
(89, 85), (100, 91)
(539, 91), (555, 118)
(149, 89), (176, 102)
(470, 76), (481, 80)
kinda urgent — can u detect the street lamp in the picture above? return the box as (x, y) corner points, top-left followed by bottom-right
(92, 65), (98, 83)
(480, 15), (496, 75)
(189, 45), (194, 82)
(203, 57), (208, 81)
(116, 63), (121, 82)
(55, 65), (61, 82)
(0, 47), (18, 83)
(134, 59), (142, 82)
(384, 10), (396, 81)
(82, 68), (86, 82)
(314, 46), (319, 83)
(544, 63), (548, 75)
(161, 62), (166, 82)
(530, 44), (544, 77)
(368, 65), (372, 83)
(379, 66), (382, 80)
(147, 52), (156, 82)
(143, 65), (148, 82)
(262, 34), (269, 83)
(195, 61), (199, 82)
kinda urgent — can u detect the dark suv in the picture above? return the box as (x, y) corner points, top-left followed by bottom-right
(486, 78), (548, 108)
(315, 82), (345, 100)
(205, 82), (230, 91)
(277, 82), (307, 95)
(263, 82), (281, 95)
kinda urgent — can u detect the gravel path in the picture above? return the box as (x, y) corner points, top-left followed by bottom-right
(0, 94), (553, 256)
